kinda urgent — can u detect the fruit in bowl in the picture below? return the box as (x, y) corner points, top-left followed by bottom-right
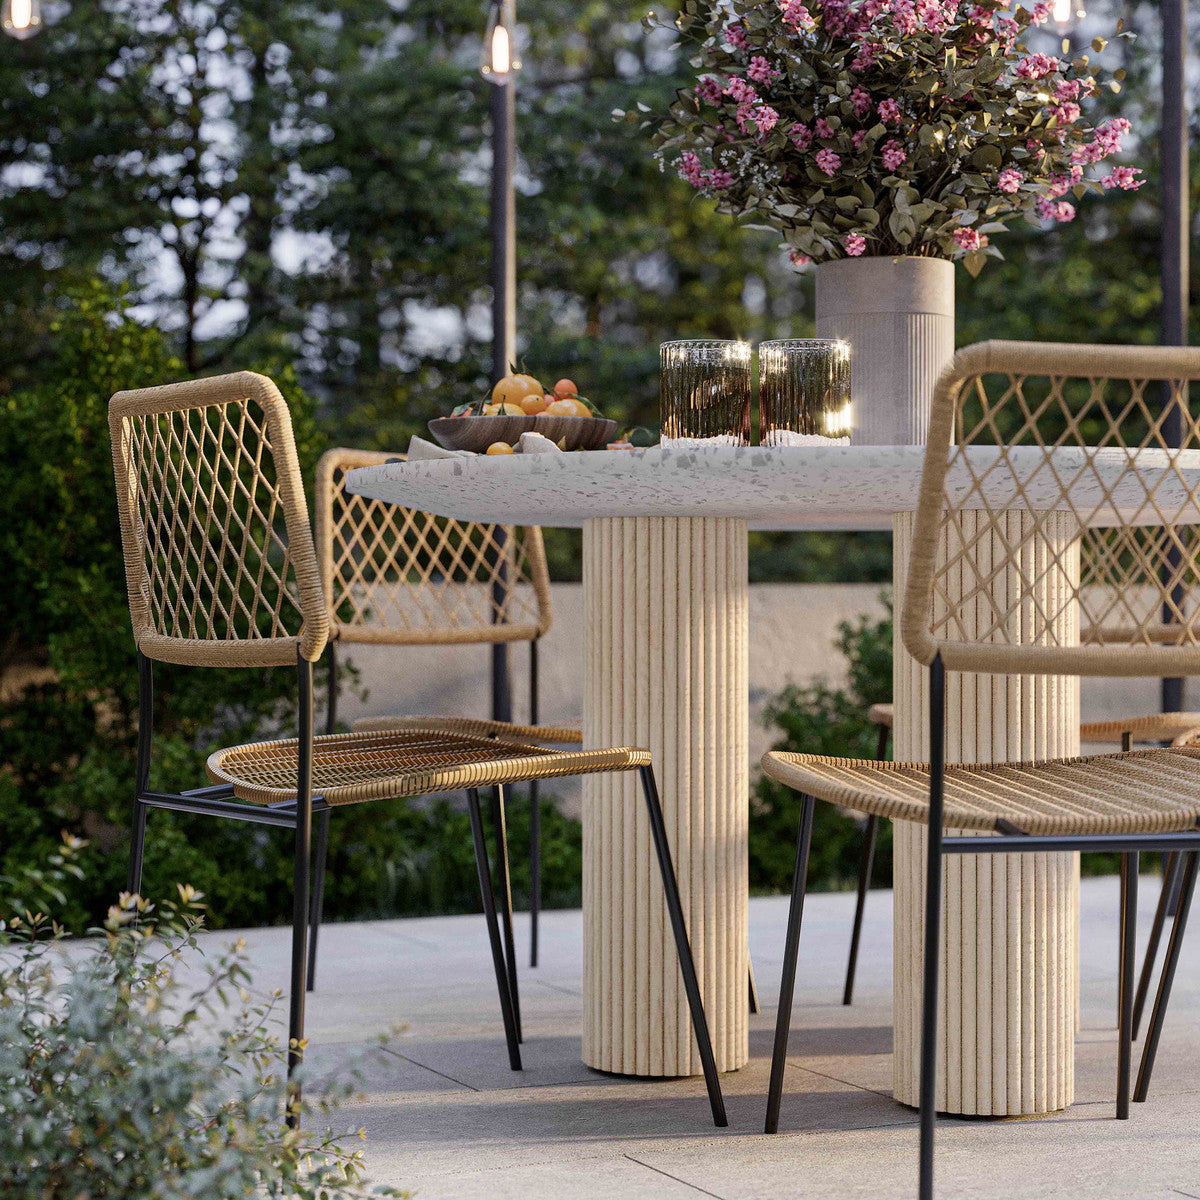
(429, 369), (618, 453)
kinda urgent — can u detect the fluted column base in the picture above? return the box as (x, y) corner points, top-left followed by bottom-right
(582, 516), (749, 1076)
(892, 511), (1080, 1115)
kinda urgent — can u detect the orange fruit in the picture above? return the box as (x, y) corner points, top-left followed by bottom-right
(492, 373), (543, 406)
(553, 378), (577, 399)
(568, 397), (593, 417)
(520, 394), (550, 415)
(485, 441), (514, 455)
(545, 398), (578, 417)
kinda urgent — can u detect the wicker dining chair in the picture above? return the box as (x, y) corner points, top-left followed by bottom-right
(108, 373), (727, 1129)
(761, 341), (1200, 1198)
(844, 703), (1200, 1014)
(310, 448), (571, 1007)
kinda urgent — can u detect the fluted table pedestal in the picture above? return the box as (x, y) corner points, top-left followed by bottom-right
(891, 511), (1080, 1115)
(582, 516), (749, 1076)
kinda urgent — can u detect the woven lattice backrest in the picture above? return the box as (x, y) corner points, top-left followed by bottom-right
(109, 373), (328, 667)
(315, 448), (552, 646)
(902, 341), (1200, 677)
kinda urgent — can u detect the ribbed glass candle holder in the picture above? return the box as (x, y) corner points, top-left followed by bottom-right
(759, 338), (852, 445)
(659, 339), (752, 444)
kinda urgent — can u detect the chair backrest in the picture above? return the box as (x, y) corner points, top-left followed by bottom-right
(109, 372), (328, 667)
(314, 447), (552, 646)
(902, 340), (1200, 677)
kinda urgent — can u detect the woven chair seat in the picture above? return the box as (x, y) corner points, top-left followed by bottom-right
(761, 747), (1200, 836)
(352, 714), (583, 744)
(867, 703), (894, 729)
(1079, 713), (1200, 747)
(209, 726), (647, 807)
(868, 703), (1200, 749)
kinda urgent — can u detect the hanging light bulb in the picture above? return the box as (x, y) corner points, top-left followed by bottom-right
(481, 0), (520, 83)
(2, 0), (42, 40)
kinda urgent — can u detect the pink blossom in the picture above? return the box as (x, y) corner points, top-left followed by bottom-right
(1036, 197), (1076, 222)
(677, 152), (706, 188)
(1015, 53), (1060, 80)
(997, 167), (1022, 194)
(695, 76), (724, 106)
(953, 227), (988, 251)
(1029, 2), (1051, 24)
(754, 105), (780, 137)
(707, 168), (735, 190)
(1045, 167), (1081, 198)
(850, 86), (872, 118)
(850, 42), (879, 72)
(891, 0), (919, 35)
(815, 117), (835, 140)
(1101, 166), (1144, 191)
(877, 98), (901, 124)
(747, 56), (779, 85)
(790, 122), (813, 150)
(1094, 117), (1132, 155)
(788, 248), (812, 266)
(852, 128), (868, 150)
(917, 0), (954, 34)
(816, 148), (842, 176)
(1055, 79), (1081, 102)
(844, 233), (867, 256)
(779, 0), (816, 30)
(734, 102), (755, 133)
(723, 77), (758, 104)
(725, 23), (747, 48)
(881, 139), (907, 170)
(1049, 102), (1081, 124)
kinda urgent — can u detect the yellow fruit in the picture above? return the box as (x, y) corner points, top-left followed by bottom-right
(492, 373), (543, 407)
(567, 397), (592, 417)
(483, 401), (523, 416)
(520, 394), (550, 415)
(545, 398), (578, 417)
(485, 441), (514, 455)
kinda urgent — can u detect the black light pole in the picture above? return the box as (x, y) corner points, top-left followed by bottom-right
(1160, 0), (1190, 714)
(484, 0), (518, 724)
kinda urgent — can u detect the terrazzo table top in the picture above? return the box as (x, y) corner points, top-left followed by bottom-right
(345, 444), (1200, 532)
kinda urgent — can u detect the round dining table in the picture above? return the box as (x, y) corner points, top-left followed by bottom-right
(344, 442), (1186, 1115)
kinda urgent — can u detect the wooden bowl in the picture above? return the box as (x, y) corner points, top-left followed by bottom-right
(428, 414), (619, 453)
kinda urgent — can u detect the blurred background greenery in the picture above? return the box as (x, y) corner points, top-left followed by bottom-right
(0, 0), (1194, 928)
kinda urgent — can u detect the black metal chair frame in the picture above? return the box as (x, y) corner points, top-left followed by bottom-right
(128, 647), (728, 1131)
(768, 656), (1200, 1199)
(306, 638), (546, 994)
(844, 722), (1192, 1032)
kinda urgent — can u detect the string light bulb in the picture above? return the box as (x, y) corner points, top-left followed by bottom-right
(2, 0), (41, 40)
(481, 1), (520, 83)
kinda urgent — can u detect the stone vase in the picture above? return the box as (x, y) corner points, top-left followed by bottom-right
(815, 255), (955, 446)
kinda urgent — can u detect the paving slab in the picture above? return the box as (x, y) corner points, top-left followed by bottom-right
(182, 875), (1198, 1198)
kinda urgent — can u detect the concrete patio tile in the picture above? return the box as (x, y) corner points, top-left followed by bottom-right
(178, 878), (1199, 1197)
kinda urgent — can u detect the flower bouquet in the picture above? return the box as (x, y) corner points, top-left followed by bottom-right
(645, 0), (1140, 276)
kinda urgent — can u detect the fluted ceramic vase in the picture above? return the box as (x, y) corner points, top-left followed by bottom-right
(815, 255), (954, 446)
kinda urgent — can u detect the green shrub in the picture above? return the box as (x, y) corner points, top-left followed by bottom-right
(0, 281), (329, 931)
(751, 600), (894, 894)
(0, 836), (403, 1199)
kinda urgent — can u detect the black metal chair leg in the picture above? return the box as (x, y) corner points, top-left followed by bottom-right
(844, 814), (879, 1007)
(128, 651), (153, 896)
(919, 656), (946, 1200)
(467, 787), (522, 1071)
(1117, 852), (1137, 1118)
(749, 960), (760, 1014)
(489, 784), (521, 1042)
(638, 764), (727, 1129)
(1132, 851), (1180, 1039)
(529, 637), (540, 970)
(1134, 850), (1199, 1103)
(765, 793), (816, 1134)
(287, 654), (315, 1129)
(306, 808), (331, 992)
(844, 723), (888, 1007)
